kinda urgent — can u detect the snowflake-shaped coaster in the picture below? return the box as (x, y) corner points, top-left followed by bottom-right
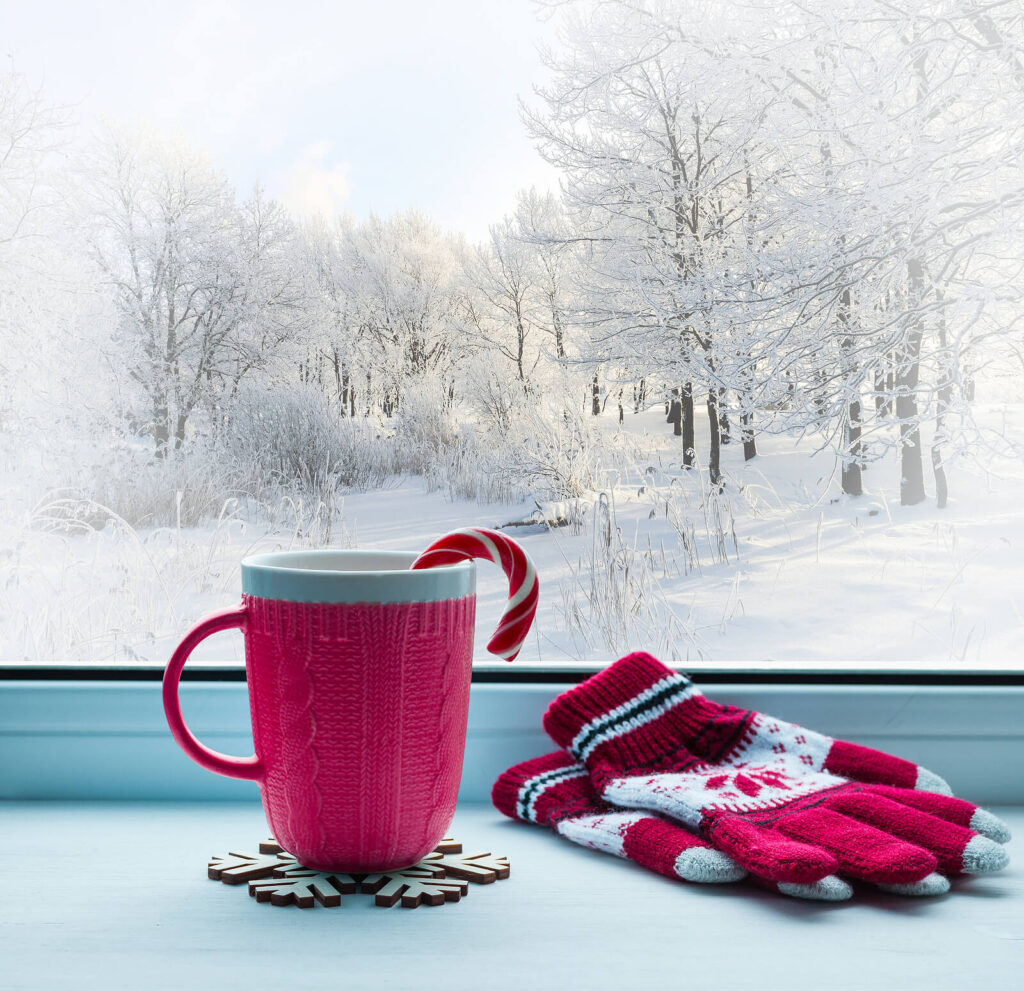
(250, 866), (360, 908)
(208, 849), (296, 884)
(206, 837), (510, 910)
(361, 867), (469, 908)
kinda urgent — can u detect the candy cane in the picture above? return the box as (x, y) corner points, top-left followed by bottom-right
(411, 527), (539, 662)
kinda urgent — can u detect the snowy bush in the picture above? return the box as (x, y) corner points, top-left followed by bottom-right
(486, 392), (603, 502)
(218, 384), (399, 497)
(424, 429), (532, 505)
(57, 444), (236, 529)
(559, 491), (700, 662)
(419, 388), (604, 507)
(5, 487), (357, 666)
(391, 378), (460, 475)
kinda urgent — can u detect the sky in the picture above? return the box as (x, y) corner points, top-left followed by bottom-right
(2, 0), (561, 241)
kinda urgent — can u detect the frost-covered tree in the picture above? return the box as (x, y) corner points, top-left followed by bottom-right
(732, 0), (1024, 504)
(0, 70), (72, 431)
(0, 71), (70, 263)
(298, 216), (363, 415)
(529, 0), (1024, 503)
(511, 187), (608, 418)
(514, 187), (577, 363)
(338, 211), (468, 416)
(525, 0), (777, 483)
(465, 214), (543, 388)
(84, 127), (305, 454)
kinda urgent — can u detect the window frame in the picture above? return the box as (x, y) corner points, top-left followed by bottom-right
(3, 661), (1024, 686)
(2, 667), (1022, 805)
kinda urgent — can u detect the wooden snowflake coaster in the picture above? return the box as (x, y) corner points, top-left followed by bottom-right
(207, 837), (510, 910)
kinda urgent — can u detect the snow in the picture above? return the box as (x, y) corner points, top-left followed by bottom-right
(2, 404), (1022, 672)
(514, 403), (1024, 671)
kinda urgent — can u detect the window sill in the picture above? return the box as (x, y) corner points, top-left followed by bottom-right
(3, 799), (1022, 990)
(1, 679), (1023, 803)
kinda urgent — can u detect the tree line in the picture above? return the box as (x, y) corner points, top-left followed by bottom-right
(2, 0), (1022, 509)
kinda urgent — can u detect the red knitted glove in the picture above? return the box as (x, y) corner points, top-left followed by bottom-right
(492, 751), (746, 885)
(544, 652), (1010, 898)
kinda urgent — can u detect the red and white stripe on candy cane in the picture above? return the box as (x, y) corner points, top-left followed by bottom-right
(412, 527), (538, 661)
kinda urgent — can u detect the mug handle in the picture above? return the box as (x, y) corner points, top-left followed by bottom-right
(162, 604), (264, 782)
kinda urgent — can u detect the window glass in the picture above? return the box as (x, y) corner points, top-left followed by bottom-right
(2, 1), (1022, 672)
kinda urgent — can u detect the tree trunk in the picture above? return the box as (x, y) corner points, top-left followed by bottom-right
(339, 358), (351, 417)
(899, 260), (927, 506)
(332, 349), (343, 408)
(174, 412), (188, 451)
(841, 396), (863, 496)
(516, 317), (526, 382)
(153, 396), (170, 459)
(707, 387), (722, 489)
(718, 388), (730, 445)
(667, 397), (682, 436)
(681, 382), (695, 467)
(897, 391), (925, 505)
(874, 366), (890, 417)
(932, 295), (951, 509)
(740, 410), (757, 461)
(552, 308), (566, 359)
(839, 288), (862, 497)
(591, 373), (600, 415)
(932, 423), (949, 510)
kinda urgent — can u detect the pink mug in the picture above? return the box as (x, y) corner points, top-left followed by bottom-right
(163, 548), (487, 872)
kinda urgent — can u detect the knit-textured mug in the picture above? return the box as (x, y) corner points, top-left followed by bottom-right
(163, 548), (488, 872)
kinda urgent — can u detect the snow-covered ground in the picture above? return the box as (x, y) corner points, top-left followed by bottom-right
(2, 405), (1022, 671)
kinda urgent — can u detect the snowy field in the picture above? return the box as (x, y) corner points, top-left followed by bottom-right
(2, 404), (1021, 672)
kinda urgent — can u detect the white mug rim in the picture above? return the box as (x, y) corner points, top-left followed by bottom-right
(240, 549), (475, 605)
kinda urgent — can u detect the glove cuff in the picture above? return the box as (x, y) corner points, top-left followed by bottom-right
(543, 652), (723, 770)
(491, 751), (597, 826)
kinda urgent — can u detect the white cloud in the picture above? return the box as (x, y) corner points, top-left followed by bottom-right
(277, 142), (351, 220)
